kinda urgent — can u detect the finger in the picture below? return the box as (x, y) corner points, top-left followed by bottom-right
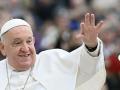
(85, 13), (90, 26)
(91, 14), (95, 26)
(80, 22), (85, 35)
(76, 23), (85, 38)
(96, 21), (104, 33)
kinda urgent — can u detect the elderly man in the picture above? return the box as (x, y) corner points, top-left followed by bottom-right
(0, 13), (106, 90)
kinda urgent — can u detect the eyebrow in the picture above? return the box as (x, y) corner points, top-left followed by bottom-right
(12, 36), (33, 42)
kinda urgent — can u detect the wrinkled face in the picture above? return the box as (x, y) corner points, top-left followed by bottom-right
(1, 26), (36, 71)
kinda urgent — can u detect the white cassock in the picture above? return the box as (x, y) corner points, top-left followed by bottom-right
(0, 38), (106, 90)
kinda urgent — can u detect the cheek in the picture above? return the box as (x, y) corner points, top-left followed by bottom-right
(30, 45), (36, 53)
(6, 50), (19, 65)
(30, 46), (36, 59)
(5, 46), (18, 56)
(7, 50), (19, 60)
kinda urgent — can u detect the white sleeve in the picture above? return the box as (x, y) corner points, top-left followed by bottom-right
(70, 38), (106, 90)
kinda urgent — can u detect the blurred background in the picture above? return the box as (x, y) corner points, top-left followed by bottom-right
(0, 0), (120, 90)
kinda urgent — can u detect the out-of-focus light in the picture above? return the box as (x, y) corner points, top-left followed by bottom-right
(118, 54), (120, 61)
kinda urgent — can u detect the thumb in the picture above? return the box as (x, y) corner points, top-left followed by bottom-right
(75, 33), (84, 40)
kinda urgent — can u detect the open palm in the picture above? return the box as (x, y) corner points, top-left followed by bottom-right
(77, 13), (104, 47)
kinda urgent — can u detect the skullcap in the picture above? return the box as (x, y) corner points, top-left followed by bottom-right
(0, 19), (30, 37)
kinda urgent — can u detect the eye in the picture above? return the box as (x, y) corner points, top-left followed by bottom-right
(27, 39), (33, 44)
(12, 41), (22, 47)
(15, 42), (21, 44)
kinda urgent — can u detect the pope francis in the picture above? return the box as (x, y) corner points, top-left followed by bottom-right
(0, 13), (106, 90)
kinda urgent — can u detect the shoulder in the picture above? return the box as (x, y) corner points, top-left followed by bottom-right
(35, 49), (70, 65)
(38, 49), (69, 57)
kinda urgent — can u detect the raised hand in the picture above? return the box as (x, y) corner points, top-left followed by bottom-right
(77, 13), (104, 48)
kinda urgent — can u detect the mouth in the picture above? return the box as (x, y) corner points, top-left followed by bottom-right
(18, 54), (30, 57)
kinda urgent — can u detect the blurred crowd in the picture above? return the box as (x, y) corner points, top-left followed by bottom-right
(0, 0), (120, 90)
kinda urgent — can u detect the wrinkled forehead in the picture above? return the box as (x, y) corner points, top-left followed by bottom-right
(0, 19), (31, 38)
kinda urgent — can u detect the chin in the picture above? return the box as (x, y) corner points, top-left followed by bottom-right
(18, 61), (33, 70)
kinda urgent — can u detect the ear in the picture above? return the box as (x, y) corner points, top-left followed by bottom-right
(0, 42), (6, 56)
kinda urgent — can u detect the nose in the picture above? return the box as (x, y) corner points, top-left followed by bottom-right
(20, 43), (29, 53)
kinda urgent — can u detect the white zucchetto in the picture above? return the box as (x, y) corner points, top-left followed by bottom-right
(0, 19), (30, 37)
